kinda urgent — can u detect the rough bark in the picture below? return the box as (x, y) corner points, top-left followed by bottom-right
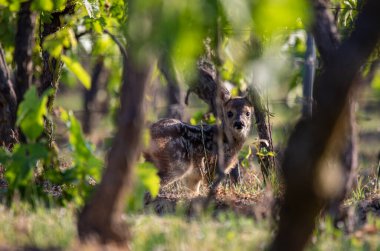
(158, 55), (184, 120)
(83, 56), (106, 134)
(39, 2), (75, 148)
(270, 1), (380, 250)
(14, 0), (36, 103)
(185, 60), (230, 116)
(247, 86), (275, 183)
(0, 45), (18, 149)
(39, 2), (75, 110)
(78, 39), (153, 246)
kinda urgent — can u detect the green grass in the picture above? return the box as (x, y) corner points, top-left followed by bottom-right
(310, 216), (380, 251)
(0, 204), (76, 249)
(1, 204), (380, 251)
(130, 213), (270, 251)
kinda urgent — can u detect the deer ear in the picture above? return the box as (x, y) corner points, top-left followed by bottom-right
(242, 93), (253, 107)
(219, 86), (231, 104)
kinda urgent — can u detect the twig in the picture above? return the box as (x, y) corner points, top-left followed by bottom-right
(103, 29), (128, 60)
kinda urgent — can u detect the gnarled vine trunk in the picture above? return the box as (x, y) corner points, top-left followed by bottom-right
(14, 0), (36, 104)
(311, 0), (358, 208)
(270, 1), (380, 250)
(78, 36), (153, 245)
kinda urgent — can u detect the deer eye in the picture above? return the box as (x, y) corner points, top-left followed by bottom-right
(246, 111), (250, 117)
(227, 111), (233, 118)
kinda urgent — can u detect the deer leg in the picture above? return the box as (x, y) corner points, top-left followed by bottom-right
(182, 167), (202, 195)
(158, 161), (192, 188)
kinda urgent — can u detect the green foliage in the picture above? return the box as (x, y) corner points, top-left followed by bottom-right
(42, 28), (77, 58)
(189, 111), (216, 126)
(0, 0), (57, 11)
(127, 0), (218, 79)
(0, 88), (102, 206)
(372, 71), (380, 93)
(0, 8), (17, 50)
(126, 162), (160, 212)
(61, 55), (91, 89)
(16, 87), (53, 142)
(32, 0), (53, 11)
(59, 108), (103, 205)
(257, 147), (276, 158)
(0, 87), (56, 204)
(351, 177), (366, 202)
(82, 0), (99, 18)
(335, 0), (358, 37)
(251, 0), (311, 37)
(0, 143), (50, 203)
(239, 145), (252, 168)
(42, 25), (92, 90)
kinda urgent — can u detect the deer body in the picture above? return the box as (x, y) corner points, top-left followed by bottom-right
(144, 97), (252, 194)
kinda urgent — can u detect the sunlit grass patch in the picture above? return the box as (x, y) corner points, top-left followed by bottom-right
(0, 204), (76, 249)
(129, 213), (270, 251)
(310, 215), (380, 251)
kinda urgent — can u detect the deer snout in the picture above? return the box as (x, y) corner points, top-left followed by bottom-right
(233, 121), (245, 130)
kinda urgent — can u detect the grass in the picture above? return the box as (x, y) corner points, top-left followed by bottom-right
(310, 216), (380, 251)
(0, 204), (76, 249)
(0, 203), (380, 251)
(130, 213), (270, 251)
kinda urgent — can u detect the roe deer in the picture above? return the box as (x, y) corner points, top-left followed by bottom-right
(144, 96), (253, 195)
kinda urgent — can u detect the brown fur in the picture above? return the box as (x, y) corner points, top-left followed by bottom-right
(144, 97), (252, 194)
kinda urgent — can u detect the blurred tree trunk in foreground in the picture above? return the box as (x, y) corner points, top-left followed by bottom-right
(77, 35), (153, 246)
(270, 0), (380, 250)
(311, 0), (358, 209)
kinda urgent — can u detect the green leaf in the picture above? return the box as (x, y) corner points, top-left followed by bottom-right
(60, 108), (102, 182)
(43, 28), (77, 58)
(372, 72), (380, 91)
(252, 0), (311, 37)
(16, 87), (53, 142)
(126, 162), (160, 212)
(9, 1), (20, 11)
(137, 162), (160, 198)
(53, 0), (66, 11)
(32, 0), (53, 11)
(0, 0), (8, 7)
(0, 147), (11, 165)
(61, 55), (91, 89)
(82, 0), (99, 18)
(5, 143), (49, 193)
(92, 35), (113, 55)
